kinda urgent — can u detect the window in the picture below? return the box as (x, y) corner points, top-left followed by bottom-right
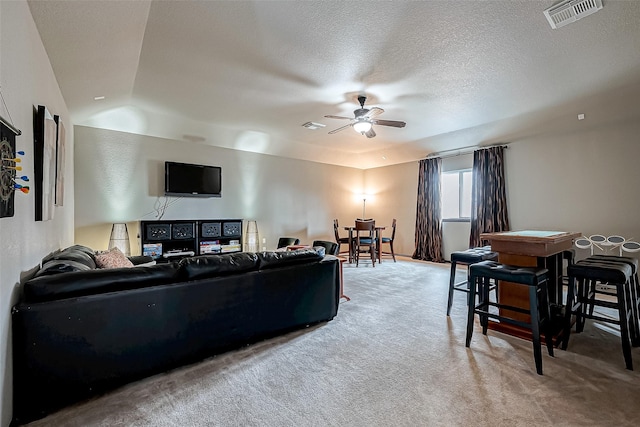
(442, 169), (472, 220)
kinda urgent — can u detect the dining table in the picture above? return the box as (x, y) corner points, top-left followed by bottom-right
(480, 230), (581, 344)
(344, 224), (386, 263)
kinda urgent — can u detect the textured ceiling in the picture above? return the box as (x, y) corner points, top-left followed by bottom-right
(27, 0), (640, 169)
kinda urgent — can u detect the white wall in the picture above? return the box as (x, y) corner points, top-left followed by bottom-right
(74, 126), (365, 253)
(77, 112), (640, 266)
(5, 3), (637, 424)
(369, 117), (640, 262)
(363, 161), (418, 257)
(505, 117), (640, 260)
(0, 2), (73, 425)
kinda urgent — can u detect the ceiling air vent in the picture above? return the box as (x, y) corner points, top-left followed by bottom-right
(544, 0), (603, 29)
(302, 122), (326, 130)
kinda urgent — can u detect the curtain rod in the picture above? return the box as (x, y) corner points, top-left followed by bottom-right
(0, 114), (21, 136)
(425, 143), (509, 159)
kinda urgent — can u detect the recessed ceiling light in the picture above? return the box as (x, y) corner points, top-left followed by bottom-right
(302, 122), (326, 130)
(94, 96), (105, 101)
(578, 113), (585, 120)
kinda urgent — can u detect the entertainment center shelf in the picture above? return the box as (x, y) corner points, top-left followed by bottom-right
(140, 219), (243, 262)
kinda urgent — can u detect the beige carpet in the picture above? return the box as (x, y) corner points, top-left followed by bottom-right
(23, 257), (640, 426)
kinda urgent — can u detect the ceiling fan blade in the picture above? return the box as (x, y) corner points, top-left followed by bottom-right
(328, 123), (353, 134)
(363, 107), (384, 119)
(324, 115), (353, 120)
(365, 128), (376, 138)
(373, 119), (406, 128)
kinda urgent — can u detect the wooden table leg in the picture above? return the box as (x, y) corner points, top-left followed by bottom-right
(337, 256), (350, 301)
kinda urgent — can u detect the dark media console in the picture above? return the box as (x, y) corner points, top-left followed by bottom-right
(140, 219), (243, 262)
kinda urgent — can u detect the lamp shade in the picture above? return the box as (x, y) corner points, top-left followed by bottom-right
(353, 120), (372, 134)
(108, 223), (131, 256)
(245, 220), (259, 252)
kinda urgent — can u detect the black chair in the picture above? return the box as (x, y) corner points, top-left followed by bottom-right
(276, 237), (300, 249)
(312, 240), (339, 256)
(446, 246), (497, 316)
(333, 219), (352, 260)
(466, 261), (554, 375)
(353, 219), (376, 267)
(562, 257), (636, 370)
(378, 218), (397, 262)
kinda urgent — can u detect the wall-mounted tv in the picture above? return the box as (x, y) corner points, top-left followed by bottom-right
(165, 161), (222, 197)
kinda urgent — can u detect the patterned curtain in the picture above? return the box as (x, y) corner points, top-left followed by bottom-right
(413, 158), (444, 262)
(469, 146), (510, 248)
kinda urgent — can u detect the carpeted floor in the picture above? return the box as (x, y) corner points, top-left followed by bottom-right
(23, 257), (640, 426)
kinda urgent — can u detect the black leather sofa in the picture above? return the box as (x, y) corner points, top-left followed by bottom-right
(12, 245), (340, 424)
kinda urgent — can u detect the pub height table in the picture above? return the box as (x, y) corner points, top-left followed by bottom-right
(480, 230), (581, 345)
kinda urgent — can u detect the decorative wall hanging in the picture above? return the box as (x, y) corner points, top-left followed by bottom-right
(1, 116), (26, 218)
(245, 220), (259, 252)
(54, 115), (65, 206)
(108, 223), (131, 256)
(33, 105), (57, 221)
(574, 234), (639, 256)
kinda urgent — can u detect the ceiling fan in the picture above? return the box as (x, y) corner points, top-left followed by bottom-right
(324, 95), (406, 138)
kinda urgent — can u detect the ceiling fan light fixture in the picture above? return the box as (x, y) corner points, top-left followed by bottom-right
(353, 120), (372, 134)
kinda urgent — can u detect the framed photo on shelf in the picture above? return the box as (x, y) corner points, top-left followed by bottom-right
(143, 243), (163, 259)
(199, 240), (221, 254)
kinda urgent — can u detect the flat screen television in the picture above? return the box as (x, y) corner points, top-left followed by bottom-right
(164, 161), (222, 197)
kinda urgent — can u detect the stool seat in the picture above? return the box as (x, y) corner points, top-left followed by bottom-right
(450, 246), (497, 264)
(587, 255), (638, 273)
(447, 247), (498, 316)
(470, 261), (548, 286)
(568, 261), (632, 284)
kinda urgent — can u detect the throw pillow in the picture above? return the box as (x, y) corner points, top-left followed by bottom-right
(95, 247), (134, 269)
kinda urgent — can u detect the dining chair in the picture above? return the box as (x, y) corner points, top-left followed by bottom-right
(378, 218), (397, 262)
(312, 240), (339, 256)
(354, 219), (376, 267)
(333, 219), (352, 259)
(276, 237), (300, 249)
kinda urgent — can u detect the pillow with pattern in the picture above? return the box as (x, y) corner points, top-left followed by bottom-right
(95, 247), (134, 269)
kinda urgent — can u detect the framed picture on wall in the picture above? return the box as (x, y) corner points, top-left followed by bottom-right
(54, 115), (65, 206)
(33, 105), (57, 221)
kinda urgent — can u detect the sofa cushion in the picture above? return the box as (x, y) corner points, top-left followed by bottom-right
(257, 248), (323, 270)
(24, 263), (180, 303)
(178, 252), (260, 280)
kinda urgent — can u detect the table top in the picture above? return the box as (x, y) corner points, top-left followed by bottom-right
(481, 230), (581, 257)
(481, 230), (580, 243)
(344, 226), (386, 230)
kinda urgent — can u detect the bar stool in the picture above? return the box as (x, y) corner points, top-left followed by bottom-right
(562, 259), (635, 370)
(587, 254), (640, 343)
(447, 246), (498, 316)
(466, 261), (554, 375)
